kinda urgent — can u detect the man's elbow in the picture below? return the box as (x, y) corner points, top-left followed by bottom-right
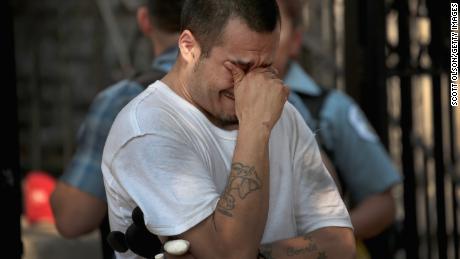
(341, 240), (356, 259)
(50, 196), (91, 238)
(51, 206), (88, 238)
(54, 218), (85, 238)
(52, 207), (102, 238)
(50, 183), (107, 238)
(319, 227), (356, 259)
(337, 228), (356, 259)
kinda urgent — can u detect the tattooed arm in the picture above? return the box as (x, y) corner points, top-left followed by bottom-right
(170, 122), (271, 259)
(259, 227), (355, 259)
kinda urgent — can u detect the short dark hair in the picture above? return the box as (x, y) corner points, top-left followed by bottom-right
(180, 0), (281, 57)
(147, 0), (185, 33)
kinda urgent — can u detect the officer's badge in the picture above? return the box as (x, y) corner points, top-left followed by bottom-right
(348, 106), (378, 142)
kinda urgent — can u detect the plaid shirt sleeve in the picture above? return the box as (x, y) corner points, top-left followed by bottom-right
(60, 80), (144, 201)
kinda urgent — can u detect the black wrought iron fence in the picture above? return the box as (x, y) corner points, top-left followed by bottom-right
(345, 0), (458, 258)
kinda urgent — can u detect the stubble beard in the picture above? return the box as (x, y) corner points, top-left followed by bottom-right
(218, 114), (238, 127)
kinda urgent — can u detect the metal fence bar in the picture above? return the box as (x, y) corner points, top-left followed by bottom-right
(346, 0), (458, 257)
(432, 74), (448, 259)
(423, 149), (433, 259)
(401, 78), (419, 259)
(95, 0), (134, 76)
(449, 97), (459, 259)
(429, 0), (452, 258)
(396, 0), (420, 258)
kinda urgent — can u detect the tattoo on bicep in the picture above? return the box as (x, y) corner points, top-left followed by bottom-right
(217, 162), (262, 217)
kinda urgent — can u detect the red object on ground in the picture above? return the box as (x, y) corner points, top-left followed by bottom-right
(23, 171), (56, 224)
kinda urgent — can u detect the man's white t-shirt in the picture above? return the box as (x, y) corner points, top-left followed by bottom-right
(102, 80), (352, 258)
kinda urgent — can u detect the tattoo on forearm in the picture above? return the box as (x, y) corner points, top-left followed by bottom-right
(317, 251), (328, 259)
(286, 243), (317, 256)
(285, 235), (328, 258)
(217, 162), (262, 217)
(230, 163), (262, 199)
(303, 234), (312, 240)
(217, 191), (235, 217)
(286, 236), (317, 256)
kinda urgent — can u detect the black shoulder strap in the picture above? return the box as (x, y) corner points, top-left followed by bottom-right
(296, 88), (331, 123)
(130, 67), (166, 89)
(295, 87), (348, 195)
(295, 87), (332, 156)
(292, 86), (330, 152)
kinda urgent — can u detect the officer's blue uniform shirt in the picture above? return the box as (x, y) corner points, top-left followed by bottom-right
(60, 47), (178, 201)
(285, 62), (402, 205)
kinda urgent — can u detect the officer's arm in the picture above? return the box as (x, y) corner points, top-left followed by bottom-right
(350, 189), (396, 239)
(319, 148), (395, 239)
(50, 90), (123, 238)
(50, 182), (107, 238)
(327, 93), (400, 240)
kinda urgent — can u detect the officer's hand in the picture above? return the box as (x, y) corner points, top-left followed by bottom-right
(224, 61), (289, 132)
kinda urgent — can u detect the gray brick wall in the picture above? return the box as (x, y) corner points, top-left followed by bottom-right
(14, 0), (151, 177)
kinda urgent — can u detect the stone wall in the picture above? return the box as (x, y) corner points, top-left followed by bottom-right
(13, 0), (151, 176)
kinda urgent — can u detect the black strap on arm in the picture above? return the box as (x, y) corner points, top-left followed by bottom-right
(295, 87), (331, 152)
(296, 88), (330, 128)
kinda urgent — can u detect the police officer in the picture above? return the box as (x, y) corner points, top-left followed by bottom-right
(275, 0), (402, 258)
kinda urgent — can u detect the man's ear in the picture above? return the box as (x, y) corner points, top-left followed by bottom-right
(290, 28), (303, 58)
(178, 30), (201, 64)
(137, 6), (154, 37)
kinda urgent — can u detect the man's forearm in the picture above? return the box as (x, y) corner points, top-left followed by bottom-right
(170, 125), (271, 259)
(212, 125), (271, 257)
(259, 227), (355, 259)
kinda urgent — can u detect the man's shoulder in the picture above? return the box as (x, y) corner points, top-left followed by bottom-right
(103, 81), (193, 165)
(110, 80), (182, 136)
(102, 81), (168, 156)
(281, 102), (310, 126)
(277, 102), (315, 140)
